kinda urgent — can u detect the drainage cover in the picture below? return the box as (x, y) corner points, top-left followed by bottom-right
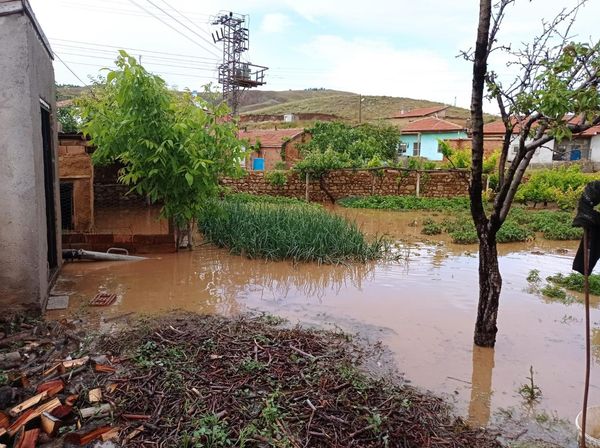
(90, 292), (118, 306)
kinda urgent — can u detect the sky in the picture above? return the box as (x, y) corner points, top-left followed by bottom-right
(28, 0), (600, 112)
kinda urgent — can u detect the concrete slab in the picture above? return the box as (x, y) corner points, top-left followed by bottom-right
(46, 295), (69, 310)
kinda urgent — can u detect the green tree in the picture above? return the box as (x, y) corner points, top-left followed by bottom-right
(79, 51), (245, 248)
(57, 106), (80, 133)
(468, 0), (600, 347)
(301, 121), (400, 164)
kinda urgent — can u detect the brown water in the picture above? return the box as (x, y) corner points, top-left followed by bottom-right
(52, 208), (595, 443)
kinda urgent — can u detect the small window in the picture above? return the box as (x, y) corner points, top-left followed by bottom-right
(437, 141), (444, 153)
(398, 143), (407, 154)
(413, 147), (420, 157)
(512, 146), (518, 154)
(413, 141), (421, 150)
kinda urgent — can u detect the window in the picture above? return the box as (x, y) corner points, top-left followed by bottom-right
(512, 146), (518, 154)
(413, 141), (420, 157)
(398, 143), (407, 154)
(437, 141), (444, 153)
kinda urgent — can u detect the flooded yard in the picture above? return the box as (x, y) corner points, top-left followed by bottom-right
(52, 207), (595, 444)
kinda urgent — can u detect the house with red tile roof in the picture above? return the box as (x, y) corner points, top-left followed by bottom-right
(482, 117), (600, 163)
(399, 117), (467, 160)
(238, 128), (310, 170)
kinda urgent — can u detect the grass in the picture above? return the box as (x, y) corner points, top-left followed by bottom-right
(199, 199), (386, 263)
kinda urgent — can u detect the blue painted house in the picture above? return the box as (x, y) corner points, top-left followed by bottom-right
(399, 117), (467, 161)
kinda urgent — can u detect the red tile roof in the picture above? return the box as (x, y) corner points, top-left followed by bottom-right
(392, 105), (448, 119)
(579, 125), (600, 136)
(402, 117), (464, 133)
(484, 116), (600, 137)
(238, 128), (305, 148)
(482, 118), (522, 135)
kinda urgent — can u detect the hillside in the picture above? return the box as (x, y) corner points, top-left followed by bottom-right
(239, 90), (487, 123)
(56, 85), (495, 124)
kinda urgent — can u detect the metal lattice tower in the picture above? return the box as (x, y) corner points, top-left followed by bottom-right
(212, 12), (268, 115)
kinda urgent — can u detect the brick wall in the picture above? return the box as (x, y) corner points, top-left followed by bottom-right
(58, 143), (94, 232)
(220, 169), (469, 202)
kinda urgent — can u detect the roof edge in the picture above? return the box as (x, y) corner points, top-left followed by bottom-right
(0, 1), (53, 60)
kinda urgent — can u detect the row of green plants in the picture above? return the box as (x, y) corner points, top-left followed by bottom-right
(337, 196), (471, 212)
(198, 196), (387, 264)
(423, 209), (581, 244)
(338, 194), (582, 243)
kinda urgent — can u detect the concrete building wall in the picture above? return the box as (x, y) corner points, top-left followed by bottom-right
(400, 131), (468, 161)
(0, 3), (61, 312)
(589, 136), (600, 162)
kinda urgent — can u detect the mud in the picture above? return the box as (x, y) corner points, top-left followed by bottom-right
(52, 209), (591, 444)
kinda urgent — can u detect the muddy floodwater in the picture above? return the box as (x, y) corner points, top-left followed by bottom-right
(53, 207), (598, 444)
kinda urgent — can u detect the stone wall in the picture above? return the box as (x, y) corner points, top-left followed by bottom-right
(220, 169), (470, 202)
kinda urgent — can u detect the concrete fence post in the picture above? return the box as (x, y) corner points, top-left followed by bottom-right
(416, 171), (421, 198)
(305, 172), (310, 202)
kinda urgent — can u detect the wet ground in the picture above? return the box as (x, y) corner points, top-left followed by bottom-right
(51, 208), (596, 445)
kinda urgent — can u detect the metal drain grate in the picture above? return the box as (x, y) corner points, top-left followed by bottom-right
(90, 292), (117, 307)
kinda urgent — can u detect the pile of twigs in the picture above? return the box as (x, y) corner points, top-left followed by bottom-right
(100, 313), (500, 447)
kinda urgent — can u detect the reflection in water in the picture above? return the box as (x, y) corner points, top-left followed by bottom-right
(468, 345), (495, 427)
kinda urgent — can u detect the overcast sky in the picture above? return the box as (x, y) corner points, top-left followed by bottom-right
(29, 0), (599, 111)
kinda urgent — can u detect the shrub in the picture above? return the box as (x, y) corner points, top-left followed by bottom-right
(496, 221), (534, 243)
(547, 272), (600, 296)
(198, 200), (387, 264)
(423, 161), (438, 170)
(542, 223), (582, 240)
(421, 219), (443, 235)
(450, 227), (479, 244)
(540, 284), (569, 301)
(515, 166), (599, 209)
(265, 170), (288, 187)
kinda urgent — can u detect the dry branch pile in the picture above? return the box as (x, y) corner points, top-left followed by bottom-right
(0, 314), (500, 447)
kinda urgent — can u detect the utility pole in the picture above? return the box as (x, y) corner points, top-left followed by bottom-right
(212, 12), (268, 115)
(358, 94), (362, 124)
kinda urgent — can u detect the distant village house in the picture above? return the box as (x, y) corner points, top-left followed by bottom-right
(399, 117), (467, 161)
(239, 128), (310, 170)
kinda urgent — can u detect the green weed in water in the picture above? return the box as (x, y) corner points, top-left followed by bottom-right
(421, 218), (443, 235)
(338, 195), (470, 212)
(547, 272), (600, 296)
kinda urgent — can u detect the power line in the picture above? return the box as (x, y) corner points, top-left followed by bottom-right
(139, 0), (220, 56)
(126, 0), (220, 57)
(50, 38), (219, 62)
(57, 0), (211, 21)
(56, 51), (218, 72)
(52, 46), (219, 68)
(53, 52), (88, 86)
(154, 0), (217, 46)
(59, 58), (218, 81)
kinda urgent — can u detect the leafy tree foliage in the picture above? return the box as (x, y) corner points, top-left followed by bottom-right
(78, 51), (244, 245)
(300, 121), (400, 167)
(57, 106), (80, 133)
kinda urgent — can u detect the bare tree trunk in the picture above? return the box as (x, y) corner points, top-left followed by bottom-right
(471, 0), (498, 347)
(474, 231), (502, 347)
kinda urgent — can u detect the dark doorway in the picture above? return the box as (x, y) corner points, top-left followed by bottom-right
(41, 105), (58, 271)
(60, 182), (74, 230)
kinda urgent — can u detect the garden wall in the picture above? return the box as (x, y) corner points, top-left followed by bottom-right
(220, 169), (470, 202)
